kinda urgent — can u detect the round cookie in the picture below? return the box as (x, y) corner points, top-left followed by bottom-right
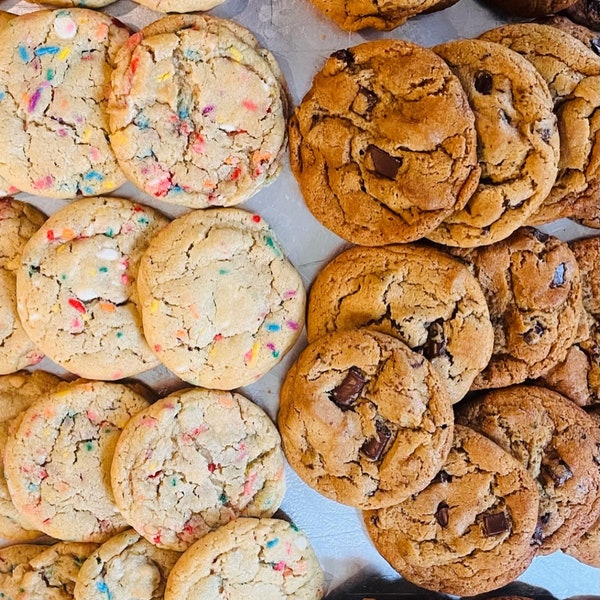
(0, 9), (130, 198)
(456, 386), (600, 554)
(480, 23), (600, 228)
(450, 227), (582, 389)
(108, 15), (286, 208)
(111, 388), (285, 552)
(483, 0), (577, 16)
(74, 528), (181, 600)
(164, 517), (324, 600)
(565, 0), (600, 30)
(16, 197), (168, 380)
(364, 425), (540, 596)
(427, 39), (559, 247)
(132, 0), (225, 11)
(0, 370), (62, 541)
(289, 39), (480, 246)
(278, 328), (454, 509)
(307, 0), (458, 31)
(306, 244), (493, 403)
(137, 208), (305, 390)
(4, 379), (151, 543)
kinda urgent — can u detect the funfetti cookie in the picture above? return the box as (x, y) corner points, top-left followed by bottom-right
(289, 39), (480, 246)
(137, 208), (305, 390)
(0, 543), (49, 599)
(17, 197), (168, 380)
(4, 379), (150, 543)
(131, 0), (225, 12)
(110, 388), (285, 552)
(0, 9), (130, 198)
(108, 15), (287, 208)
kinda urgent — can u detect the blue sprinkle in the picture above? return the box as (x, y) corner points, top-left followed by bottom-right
(35, 46), (60, 57)
(170, 184), (183, 193)
(18, 45), (31, 62)
(134, 114), (149, 129)
(83, 186), (94, 195)
(0, 92), (5, 101)
(84, 170), (103, 181)
(265, 323), (281, 332)
(177, 104), (189, 119)
(95, 582), (113, 600)
(184, 48), (200, 60)
(266, 538), (279, 548)
(27, 482), (39, 492)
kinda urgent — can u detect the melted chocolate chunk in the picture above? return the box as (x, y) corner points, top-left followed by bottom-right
(361, 421), (392, 461)
(424, 319), (446, 360)
(550, 262), (566, 288)
(435, 502), (449, 527)
(431, 469), (453, 484)
(331, 49), (354, 66)
(532, 519), (544, 546)
(592, 38), (600, 56)
(541, 448), (573, 487)
(482, 511), (510, 536)
(474, 71), (493, 95)
(532, 229), (550, 242)
(330, 367), (367, 409)
(540, 127), (553, 143)
(524, 321), (545, 345)
(351, 86), (379, 118)
(367, 145), (402, 180)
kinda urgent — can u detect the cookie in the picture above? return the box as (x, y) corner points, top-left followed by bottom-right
(278, 328), (454, 509)
(427, 39), (559, 247)
(456, 385), (600, 554)
(131, 0), (225, 11)
(364, 425), (540, 596)
(0, 543), (48, 599)
(111, 388), (285, 552)
(483, 0), (577, 16)
(449, 227), (582, 389)
(16, 197), (168, 380)
(4, 379), (150, 543)
(164, 517), (324, 599)
(108, 15), (286, 208)
(0, 370), (62, 541)
(306, 244), (493, 403)
(137, 208), (305, 390)
(0, 9), (130, 198)
(289, 39), (480, 246)
(74, 528), (181, 600)
(480, 23), (600, 228)
(27, 0), (117, 7)
(306, 0), (458, 31)
(538, 16), (600, 55)
(569, 236), (600, 317)
(565, 0), (600, 30)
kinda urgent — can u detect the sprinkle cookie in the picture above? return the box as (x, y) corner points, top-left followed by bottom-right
(131, 0), (226, 12)
(111, 388), (285, 552)
(16, 197), (168, 380)
(164, 518), (324, 600)
(4, 379), (150, 543)
(0, 543), (48, 598)
(109, 15), (287, 208)
(137, 208), (305, 390)
(0, 9), (130, 198)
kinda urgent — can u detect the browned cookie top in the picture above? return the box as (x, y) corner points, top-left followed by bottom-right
(538, 15), (600, 55)
(289, 39), (480, 246)
(565, 0), (600, 31)
(484, 0), (577, 16)
(570, 236), (600, 318)
(456, 386), (600, 555)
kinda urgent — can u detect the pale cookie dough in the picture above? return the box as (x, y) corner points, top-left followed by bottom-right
(131, 0), (225, 12)
(0, 9), (130, 198)
(4, 379), (150, 543)
(27, 0), (117, 6)
(111, 388), (285, 552)
(0, 543), (48, 599)
(289, 39), (480, 245)
(278, 329), (454, 509)
(164, 518), (324, 600)
(0, 370), (62, 541)
(480, 24), (600, 228)
(137, 208), (305, 390)
(17, 197), (168, 380)
(74, 529), (181, 600)
(109, 15), (286, 208)
(306, 244), (493, 403)
(427, 39), (559, 247)
(364, 425), (540, 596)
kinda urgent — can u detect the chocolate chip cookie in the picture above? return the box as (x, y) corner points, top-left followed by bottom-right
(484, 0), (577, 16)
(539, 16), (600, 55)
(565, 0), (600, 31)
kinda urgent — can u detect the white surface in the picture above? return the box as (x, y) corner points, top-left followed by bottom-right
(1, 0), (599, 595)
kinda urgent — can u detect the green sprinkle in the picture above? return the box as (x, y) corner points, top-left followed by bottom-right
(60, 274), (67, 281)
(290, 522), (299, 531)
(46, 68), (54, 81)
(85, 442), (94, 451)
(116, 331), (123, 339)
(272, 350), (280, 358)
(218, 268), (229, 275)
(171, 477), (177, 486)
(138, 216), (149, 225)
(105, 228), (114, 238)
(99, 266), (108, 273)
(219, 493), (228, 504)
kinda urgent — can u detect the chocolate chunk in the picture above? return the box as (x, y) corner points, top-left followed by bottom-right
(435, 502), (449, 527)
(361, 421), (392, 461)
(331, 49), (354, 66)
(330, 367), (367, 409)
(541, 448), (573, 487)
(474, 71), (493, 95)
(592, 38), (600, 56)
(367, 145), (402, 180)
(524, 321), (545, 344)
(532, 229), (550, 242)
(540, 127), (553, 143)
(550, 262), (566, 288)
(431, 469), (453, 484)
(351, 86), (378, 118)
(424, 319), (446, 359)
(482, 511), (510, 536)
(532, 518), (544, 546)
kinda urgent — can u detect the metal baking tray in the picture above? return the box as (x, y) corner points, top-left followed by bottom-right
(1, 0), (599, 595)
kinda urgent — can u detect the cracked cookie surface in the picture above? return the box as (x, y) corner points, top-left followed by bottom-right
(456, 386), (600, 555)
(109, 14), (286, 208)
(131, 0), (225, 12)
(306, 244), (493, 403)
(480, 23), (600, 228)
(164, 517), (324, 600)
(289, 39), (480, 245)
(427, 39), (559, 248)
(16, 196), (168, 380)
(364, 424), (540, 596)
(278, 328), (454, 510)
(137, 208), (305, 390)
(4, 379), (150, 543)
(74, 528), (181, 600)
(0, 543), (49, 598)
(450, 227), (582, 389)
(110, 388), (285, 552)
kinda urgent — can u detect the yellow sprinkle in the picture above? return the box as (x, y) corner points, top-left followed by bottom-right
(102, 180), (115, 190)
(229, 46), (243, 62)
(150, 299), (160, 314)
(82, 127), (93, 143)
(51, 303), (59, 313)
(55, 244), (67, 254)
(58, 46), (71, 60)
(157, 72), (171, 81)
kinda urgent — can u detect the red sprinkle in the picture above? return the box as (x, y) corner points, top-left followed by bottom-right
(273, 561), (286, 572)
(230, 166), (242, 181)
(207, 462), (216, 473)
(214, 333), (223, 341)
(68, 298), (86, 314)
(153, 534), (161, 544)
(242, 99), (258, 111)
(46, 229), (55, 241)
(130, 55), (140, 75)
(154, 344), (162, 352)
(252, 215), (261, 223)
